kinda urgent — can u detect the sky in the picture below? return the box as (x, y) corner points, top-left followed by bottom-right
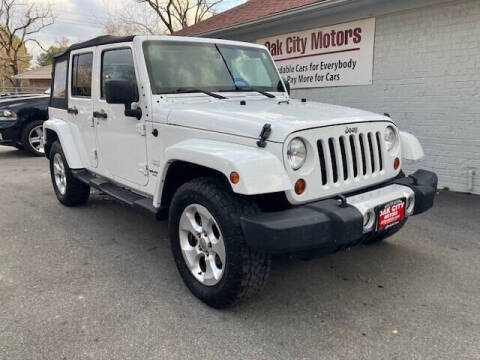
(28, 0), (245, 65)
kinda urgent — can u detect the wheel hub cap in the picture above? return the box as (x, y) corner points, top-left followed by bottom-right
(178, 204), (226, 286)
(28, 125), (44, 154)
(199, 235), (209, 252)
(53, 153), (66, 195)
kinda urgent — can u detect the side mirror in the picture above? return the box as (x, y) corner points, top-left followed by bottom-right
(105, 79), (137, 104)
(104, 79), (142, 120)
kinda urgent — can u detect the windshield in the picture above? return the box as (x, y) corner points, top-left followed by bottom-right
(143, 41), (282, 94)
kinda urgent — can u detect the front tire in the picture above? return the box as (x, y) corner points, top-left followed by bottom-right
(49, 141), (90, 206)
(169, 177), (271, 309)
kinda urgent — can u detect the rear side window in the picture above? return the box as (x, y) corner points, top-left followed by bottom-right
(101, 48), (136, 98)
(71, 53), (93, 97)
(52, 59), (68, 99)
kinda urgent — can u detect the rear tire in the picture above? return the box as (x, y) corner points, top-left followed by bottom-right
(49, 141), (90, 206)
(21, 120), (44, 156)
(169, 177), (271, 308)
(363, 219), (408, 245)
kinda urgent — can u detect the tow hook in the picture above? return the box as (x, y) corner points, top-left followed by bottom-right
(336, 194), (348, 208)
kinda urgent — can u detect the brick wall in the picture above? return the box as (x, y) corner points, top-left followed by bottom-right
(292, 0), (480, 193)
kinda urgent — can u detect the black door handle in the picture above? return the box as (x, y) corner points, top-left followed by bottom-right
(93, 111), (107, 119)
(67, 107), (78, 115)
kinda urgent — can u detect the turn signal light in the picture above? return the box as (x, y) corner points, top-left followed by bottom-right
(230, 172), (240, 184)
(295, 179), (306, 195)
(394, 157), (400, 170)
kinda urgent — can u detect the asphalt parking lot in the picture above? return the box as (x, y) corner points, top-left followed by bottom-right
(0, 145), (479, 360)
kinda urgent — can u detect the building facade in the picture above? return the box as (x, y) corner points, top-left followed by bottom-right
(12, 65), (51, 92)
(177, 0), (480, 194)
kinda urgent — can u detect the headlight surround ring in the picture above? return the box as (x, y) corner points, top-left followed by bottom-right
(287, 137), (307, 170)
(384, 125), (398, 152)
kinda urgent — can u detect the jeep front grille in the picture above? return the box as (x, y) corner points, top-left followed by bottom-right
(316, 131), (385, 186)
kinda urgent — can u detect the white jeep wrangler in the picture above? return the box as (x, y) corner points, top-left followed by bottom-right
(44, 35), (437, 308)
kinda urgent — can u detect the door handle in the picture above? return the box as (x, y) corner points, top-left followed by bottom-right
(67, 107), (78, 115)
(93, 110), (107, 119)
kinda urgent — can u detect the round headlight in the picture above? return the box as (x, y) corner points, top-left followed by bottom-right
(384, 126), (398, 151)
(287, 138), (307, 170)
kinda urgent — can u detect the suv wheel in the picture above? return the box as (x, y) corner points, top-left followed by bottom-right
(49, 141), (90, 206)
(169, 177), (271, 308)
(21, 120), (44, 156)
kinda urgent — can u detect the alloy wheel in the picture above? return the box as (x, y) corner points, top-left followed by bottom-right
(178, 204), (226, 286)
(28, 125), (44, 154)
(53, 153), (67, 195)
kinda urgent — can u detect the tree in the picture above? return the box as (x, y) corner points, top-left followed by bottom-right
(0, 0), (54, 87)
(102, 0), (164, 36)
(140, 0), (223, 33)
(37, 37), (69, 67)
(102, 0), (222, 36)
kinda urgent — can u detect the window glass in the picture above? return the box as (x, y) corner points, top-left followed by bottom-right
(219, 46), (276, 89)
(143, 41), (281, 94)
(52, 59), (67, 99)
(101, 48), (136, 98)
(71, 53), (93, 97)
(143, 42), (235, 94)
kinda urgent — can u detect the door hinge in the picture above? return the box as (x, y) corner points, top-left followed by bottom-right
(138, 162), (148, 176)
(92, 149), (98, 160)
(136, 123), (146, 136)
(88, 115), (95, 128)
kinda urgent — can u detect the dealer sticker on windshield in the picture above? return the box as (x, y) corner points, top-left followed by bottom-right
(377, 199), (405, 231)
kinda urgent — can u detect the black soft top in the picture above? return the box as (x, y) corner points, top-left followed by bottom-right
(54, 35), (135, 58)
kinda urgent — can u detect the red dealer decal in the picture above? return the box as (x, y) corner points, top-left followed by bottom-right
(377, 199), (405, 231)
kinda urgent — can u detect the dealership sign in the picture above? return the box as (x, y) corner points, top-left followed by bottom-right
(257, 18), (376, 89)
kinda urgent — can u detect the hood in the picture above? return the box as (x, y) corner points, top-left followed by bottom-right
(164, 96), (391, 143)
(0, 95), (49, 111)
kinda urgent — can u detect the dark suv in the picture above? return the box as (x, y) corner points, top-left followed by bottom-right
(0, 92), (49, 156)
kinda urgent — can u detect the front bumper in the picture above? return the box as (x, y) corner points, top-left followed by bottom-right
(241, 169), (437, 254)
(0, 121), (21, 145)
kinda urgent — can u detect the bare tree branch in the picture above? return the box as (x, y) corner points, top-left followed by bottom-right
(24, 37), (47, 52)
(100, 0), (167, 36)
(101, 0), (222, 36)
(0, 0), (54, 88)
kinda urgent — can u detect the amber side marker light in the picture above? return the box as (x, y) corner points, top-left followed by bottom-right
(295, 179), (306, 195)
(230, 172), (240, 184)
(394, 157), (400, 170)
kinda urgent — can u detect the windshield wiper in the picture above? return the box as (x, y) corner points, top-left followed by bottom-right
(175, 88), (227, 100)
(237, 88), (276, 98)
(212, 45), (275, 99)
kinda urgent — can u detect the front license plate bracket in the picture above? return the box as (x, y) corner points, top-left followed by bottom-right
(376, 198), (406, 231)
